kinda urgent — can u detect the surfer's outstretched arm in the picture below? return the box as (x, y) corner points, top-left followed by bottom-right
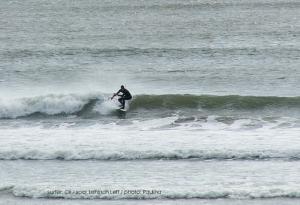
(111, 90), (121, 100)
(111, 93), (117, 100)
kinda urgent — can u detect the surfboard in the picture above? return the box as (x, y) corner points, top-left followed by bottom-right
(113, 99), (131, 112)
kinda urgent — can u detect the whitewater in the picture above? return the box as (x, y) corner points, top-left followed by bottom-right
(1, 0), (300, 204)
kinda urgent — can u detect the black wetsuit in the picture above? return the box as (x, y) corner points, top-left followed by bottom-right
(117, 88), (132, 109)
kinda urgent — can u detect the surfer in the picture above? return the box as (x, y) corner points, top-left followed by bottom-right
(111, 85), (132, 109)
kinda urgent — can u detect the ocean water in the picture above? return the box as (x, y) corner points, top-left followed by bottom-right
(0, 0), (300, 204)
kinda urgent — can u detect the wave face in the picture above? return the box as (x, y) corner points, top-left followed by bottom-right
(1, 93), (300, 119)
(130, 94), (300, 110)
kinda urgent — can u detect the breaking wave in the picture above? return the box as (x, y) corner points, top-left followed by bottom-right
(0, 93), (100, 119)
(0, 93), (300, 119)
(0, 149), (299, 161)
(3, 185), (300, 199)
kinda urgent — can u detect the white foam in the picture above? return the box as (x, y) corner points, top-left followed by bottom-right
(0, 124), (300, 160)
(94, 99), (118, 115)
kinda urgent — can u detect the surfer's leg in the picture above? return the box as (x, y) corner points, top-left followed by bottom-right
(122, 99), (125, 109)
(119, 98), (125, 109)
(118, 98), (124, 108)
(121, 96), (131, 109)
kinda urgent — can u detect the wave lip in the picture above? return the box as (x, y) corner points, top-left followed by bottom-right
(0, 93), (100, 119)
(1, 149), (300, 161)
